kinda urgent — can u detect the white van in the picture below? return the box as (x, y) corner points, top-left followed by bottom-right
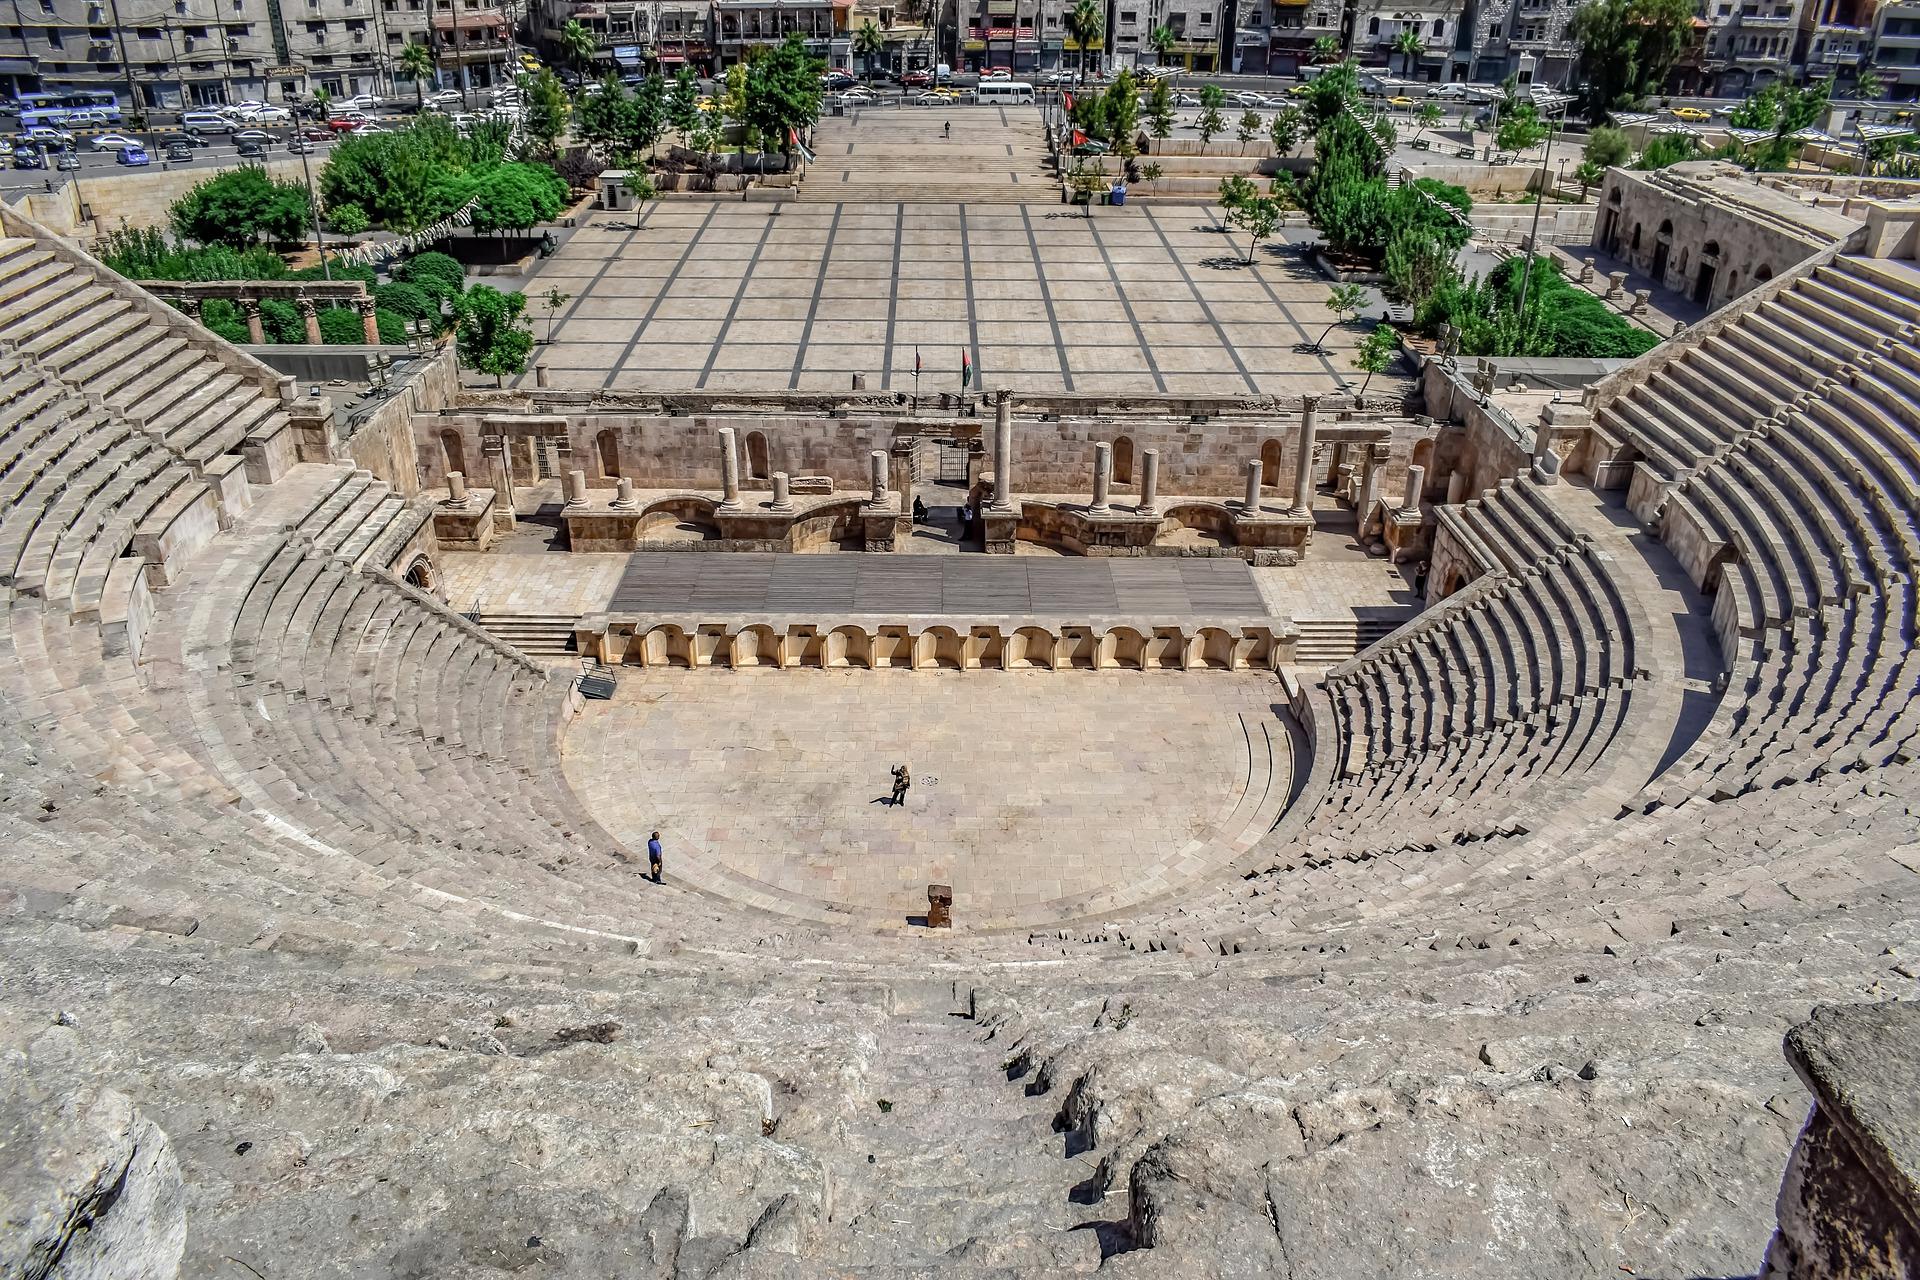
(976, 80), (1035, 105)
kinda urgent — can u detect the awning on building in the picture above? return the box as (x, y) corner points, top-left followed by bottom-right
(613, 44), (643, 63)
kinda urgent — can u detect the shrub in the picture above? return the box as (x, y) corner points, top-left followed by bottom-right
(397, 251), (466, 303)
(200, 298), (253, 345)
(97, 227), (288, 282)
(170, 167), (313, 247)
(328, 202), (370, 235)
(259, 297), (305, 344)
(375, 308), (409, 344)
(317, 306), (365, 344)
(374, 281), (436, 321)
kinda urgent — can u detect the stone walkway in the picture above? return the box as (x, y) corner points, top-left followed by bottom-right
(561, 668), (1289, 927)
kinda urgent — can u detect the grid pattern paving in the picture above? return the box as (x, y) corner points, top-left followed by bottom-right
(610, 552), (1268, 616)
(523, 201), (1381, 396)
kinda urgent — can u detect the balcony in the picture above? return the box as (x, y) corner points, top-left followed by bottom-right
(1730, 44), (1791, 59)
(1736, 11), (1798, 24)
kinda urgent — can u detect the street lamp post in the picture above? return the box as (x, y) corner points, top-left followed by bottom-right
(1510, 104), (1561, 341)
(296, 140), (332, 281)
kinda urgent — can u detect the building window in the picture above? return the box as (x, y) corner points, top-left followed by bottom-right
(1119, 8), (1136, 21)
(1198, 10), (1211, 21)
(1368, 15), (1379, 32)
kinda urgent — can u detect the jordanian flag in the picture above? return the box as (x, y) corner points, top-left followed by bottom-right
(961, 349), (972, 389)
(788, 126), (816, 164)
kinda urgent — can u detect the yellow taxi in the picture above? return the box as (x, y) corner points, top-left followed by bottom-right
(1670, 106), (1712, 122)
(1388, 95), (1417, 107)
(1290, 82), (1311, 95)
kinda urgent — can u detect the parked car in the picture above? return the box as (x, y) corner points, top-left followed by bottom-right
(902, 70), (931, 87)
(424, 89), (464, 107)
(982, 66), (1011, 79)
(11, 145), (45, 169)
(1432, 82), (1467, 98)
(1173, 91), (1201, 106)
(89, 132), (139, 151)
(117, 143), (150, 165)
(163, 139), (195, 161)
(1234, 91), (1277, 107)
(236, 105), (293, 124)
(337, 93), (381, 112)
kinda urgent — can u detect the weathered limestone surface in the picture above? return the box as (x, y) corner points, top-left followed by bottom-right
(0, 1079), (187, 1280)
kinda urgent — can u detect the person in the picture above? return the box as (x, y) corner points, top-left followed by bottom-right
(943, 120), (951, 139)
(959, 501), (973, 529)
(913, 494), (929, 524)
(647, 831), (663, 884)
(890, 763), (911, 807)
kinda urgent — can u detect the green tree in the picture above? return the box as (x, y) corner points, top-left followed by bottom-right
(1149, 24), (1176, 65)
(1570, 0), (1699, 122)
(1353, 324), (1397, 394)
(521, 68), (572, 154)
(1307, 282), (1370, 351)
(1269, 106), (1302, 155)
(630, 74), (669, 161)
(745, 34), (826, 168)
(667, 66), (702, 138)
(398, 42), (437, 109)
(1302, 110), (1390, 252)
(1066, 0), (1104, 84)
(1309, 34), (1339, 63)
(1392, 29), (1426, 76)
(1148, 75), (1175, 138)
(1384, 223), (1456, 316)
(1196, 83), (1227, 145)
(1584, 124), (1633, 170)
(577, 74), (634, 152)
(1634, 131), (1700, 169)
(1105, 68), (1140, 158)
(1303, 57), (1360, 131)
(1414, 101), (1441, 140)
(169, 168), (313, 246)
(559, 18), (600, 75)
(1495, 100), (1548, 153)
(1237, 108), (1262, 150)
(853, 19), (886, 82)
(328, 202), (369, 234)
(430, 162), (569, 232)
(1219, 174), (1282, 264)
(455, 284), (533, 385)
(539, 285), (572, 342)
(396, 251), (466, 303)
(1855, 66), (1886, 101)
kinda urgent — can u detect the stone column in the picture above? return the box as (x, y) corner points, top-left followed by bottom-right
(1447, 469), (1467, 505)
(446, 470), (468, 505)
(356, 295), (380, 343)
(1090, 442), (1112, 514)
(242, 298), (266, 344)
(1400, 463), (1426, 514)
(990, 389), (1013, 511)
(771, 471), (793, 512)
(1243, 459), (1262, 513)
(869, 450), (889, 505)
(1138, 448), (1160, 515)
(1293, 398), (1319, 515)
(612, 477), (636, 508)
(717, 427), (743, 511)
(1606, 270), (1627, 300)
(563, 469), (587, 507)
(1532, 419), (1560, 485)
(296, 293), (321, 344)
(535, 364), (550, 389)
(185, 297), (205, 323)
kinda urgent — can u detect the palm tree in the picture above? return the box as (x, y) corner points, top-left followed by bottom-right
(1855, 66), (1886, 101)
(559, 18), (599, 76)
(853, 20), (886, 83)
(1149, 25), (1176, 67)
(1309, 34), (1339, 64)
(398, 41), (436, 109)
(1392, 28), (1425, 77)
(1065, 0), (1104, 84)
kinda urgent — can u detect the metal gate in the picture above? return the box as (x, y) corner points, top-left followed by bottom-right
(934, 438), (970, 485)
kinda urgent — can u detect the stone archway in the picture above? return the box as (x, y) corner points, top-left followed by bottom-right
(403, 555), (435, 593)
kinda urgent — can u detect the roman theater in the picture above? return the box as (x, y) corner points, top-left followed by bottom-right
(4, 142), (1920, 1277)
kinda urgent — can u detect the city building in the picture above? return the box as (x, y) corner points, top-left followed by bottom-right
(531, 0), (714, 75)
(1798, 0), (1876, 85)
(1872, 0), (1920, 92)
(960, 0), (1043, 71)
(1349, 0), (1462, 80)
(712, 0), (851, 67)
(1460, 0), (1581, 86)
(1698, 0), (1808, 96)
(1261, 0), (1338, 75)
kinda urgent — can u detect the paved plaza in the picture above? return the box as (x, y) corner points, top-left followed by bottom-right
(519, 110), (1397, 397)
(562, 669), (1285, 927)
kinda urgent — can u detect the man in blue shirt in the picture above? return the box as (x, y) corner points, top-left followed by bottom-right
(648, 832), (663, 884)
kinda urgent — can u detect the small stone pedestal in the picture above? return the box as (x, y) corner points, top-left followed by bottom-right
(925, 884), (953, 929)
(431, 486), (497, 550)
(981, 504), (1021, 555)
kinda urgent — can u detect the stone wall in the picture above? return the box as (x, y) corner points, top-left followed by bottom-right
(415, 408), (1431, 506)
(343, 347), (460, 496)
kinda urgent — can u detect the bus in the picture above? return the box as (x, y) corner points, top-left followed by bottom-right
(976, 80), (1035, 105)
(14, 89), (123, 131)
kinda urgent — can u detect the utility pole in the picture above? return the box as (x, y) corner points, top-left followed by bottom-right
(297, 139), (331, 280)
(106, 0), (155, 148)
(1510, 105), (1559, 349)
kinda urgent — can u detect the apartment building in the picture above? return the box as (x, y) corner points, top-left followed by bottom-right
(959, 0), (1043, 71)
(1459, 0), (1580, 86)
(712, 0), (849, 67)
(1873, 0), (1920, 92)
(1349, 0), (1462, 80)
(1260, 0), (1336, 75)
(1699, 0), (1807, 95)
(531, 0), (712, 72)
